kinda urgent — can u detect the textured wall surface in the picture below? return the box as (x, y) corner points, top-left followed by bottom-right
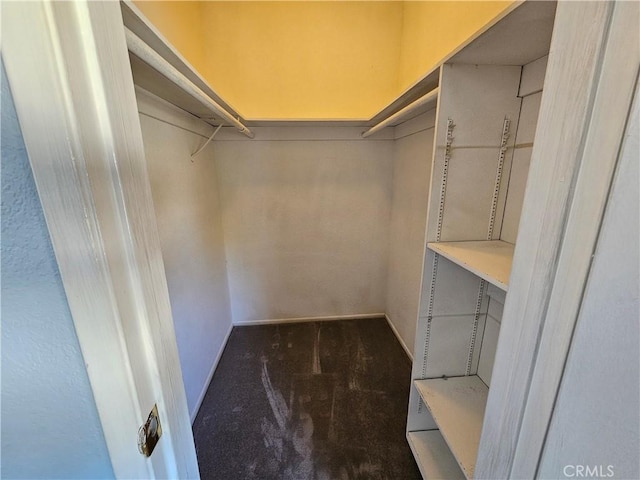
(385, 112), (435, 357)
(214, 130), (394, 324)
(1, 67), (114, 479)
(538, 81), (640, 480)
(137, 90), (233, 419)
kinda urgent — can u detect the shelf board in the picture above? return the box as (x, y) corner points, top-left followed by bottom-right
(407, 430), (466, 480)
(449, 1), (556, 67)
(414, 376), (489, 479)
(427, 240), (514, 291)
(121, 1), (242, 124)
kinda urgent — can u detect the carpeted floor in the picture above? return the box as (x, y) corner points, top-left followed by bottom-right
(192, 318), (421, 480)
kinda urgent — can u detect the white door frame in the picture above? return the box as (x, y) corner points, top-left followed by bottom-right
(2, 1), (199, 478)
(476, 2), (639, 478)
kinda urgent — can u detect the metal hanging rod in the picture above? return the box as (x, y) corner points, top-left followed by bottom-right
(362, 87), (440, 138)
(125, 28), (254, 139)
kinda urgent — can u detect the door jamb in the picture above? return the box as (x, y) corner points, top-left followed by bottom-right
(2, 1), (199, 477)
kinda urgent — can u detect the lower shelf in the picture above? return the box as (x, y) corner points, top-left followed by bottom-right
(407, 430), (465, 480)
(414, 375), (489, 479)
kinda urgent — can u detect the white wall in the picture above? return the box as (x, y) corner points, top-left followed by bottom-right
(501, 56), (547, 244)
(477, 285), (504, 387)
(1, 66), (114, 479)
(136, 89), (233, 420)
(472, 58), (547, 389)
(213, 128), (394, 324)
(538, 81), (639, 480)
(385, 111), (435, 357)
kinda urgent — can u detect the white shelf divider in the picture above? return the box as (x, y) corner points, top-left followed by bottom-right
(414, 376), (489, 479)
(407, 430), (466, 480)
(427, 240), (514, 291)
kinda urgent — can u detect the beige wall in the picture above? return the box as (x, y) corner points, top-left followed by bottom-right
(136, 89), (233, 419)
(133, 0), (515, 120)
(201, 1), (403, 120)
(213, 128), (394, 323)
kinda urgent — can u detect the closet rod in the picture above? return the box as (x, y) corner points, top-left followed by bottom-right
(125, 28), (254, 139)
(362, 87), (439, 138)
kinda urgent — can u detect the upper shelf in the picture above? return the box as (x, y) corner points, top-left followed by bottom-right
(368, 1), (556, 127)
(428, 240), (514, 291)
(121, 0), (555, 133)
(449, 1), (556, 66)
(367, 69), (440, 127)
(121, 1), (243, 127)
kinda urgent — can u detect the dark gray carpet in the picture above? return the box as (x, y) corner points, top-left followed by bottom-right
(192, 318), (421, 480)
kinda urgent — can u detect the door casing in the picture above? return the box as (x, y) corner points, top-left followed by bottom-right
(2, 1), (199, 477)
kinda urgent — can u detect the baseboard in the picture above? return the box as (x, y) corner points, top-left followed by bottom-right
(233, 313), (386, 326)
(190, 322), (234, 424)
(384, 313), (413, 362)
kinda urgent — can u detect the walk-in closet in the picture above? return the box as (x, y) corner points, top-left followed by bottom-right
(2, 0), (638, 479)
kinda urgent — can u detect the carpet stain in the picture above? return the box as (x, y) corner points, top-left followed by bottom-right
(193, 318), (421, 479)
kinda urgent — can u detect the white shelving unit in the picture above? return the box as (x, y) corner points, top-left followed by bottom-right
(406, 2), (557, 478)
(414, 376), (488, 479)
(427, 241), (513, 291)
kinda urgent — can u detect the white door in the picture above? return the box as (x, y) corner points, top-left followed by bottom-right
(2, 1), (199, 478)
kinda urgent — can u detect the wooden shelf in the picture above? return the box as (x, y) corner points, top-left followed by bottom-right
(414, 376), (489, 479)
(407, 430), (465, 480)
(427, 240), (514, 291)
(121, 1), (242, 125)
(449, 1), (556, 66)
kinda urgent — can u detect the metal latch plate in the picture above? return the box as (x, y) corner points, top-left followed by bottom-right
(138, 404), (162, 457)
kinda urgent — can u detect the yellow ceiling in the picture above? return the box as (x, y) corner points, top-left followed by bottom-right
(133, 1), (515, 120)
